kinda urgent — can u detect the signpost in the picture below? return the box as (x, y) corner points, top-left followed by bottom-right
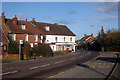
(19, 40), (23, 60)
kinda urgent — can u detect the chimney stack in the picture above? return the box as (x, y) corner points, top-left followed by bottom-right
(13, 15), (17, 25)
(1, 12), (5, 23)
(26, 19), (27, 22)
(91, 33), (93, 37)
(84, 34), (87, 37)
(32, 18), (35, 22)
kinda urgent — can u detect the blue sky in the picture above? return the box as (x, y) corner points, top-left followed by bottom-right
(2, 2), (118, 40)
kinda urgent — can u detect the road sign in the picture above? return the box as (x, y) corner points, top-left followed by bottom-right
(20, 40), (23, 44)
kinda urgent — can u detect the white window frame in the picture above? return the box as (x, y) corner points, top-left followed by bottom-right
(12, 34), (16, 41)
(41, 36), (43, 40)
(35, 35), (38, 42)
(70, 37), (72, 42)
(46, 26), (50, 31)
(25, 34), (28, 41)
(30, 43), (33, 47)
(22, 25), (26, 30)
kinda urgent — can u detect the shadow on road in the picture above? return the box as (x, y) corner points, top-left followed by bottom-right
(77, 63), (107, 78)
(96, 57), (119, 63)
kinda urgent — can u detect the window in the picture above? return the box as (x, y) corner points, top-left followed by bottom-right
(35, 43), (38, 45)
(30, 43), (33, 47)
(70, 37), (72, 42)
(22, 25), (26, 30)
(3, 45), (7, 52)
(64, 37), (65, 42)
(12, 34), (16, 41)
(55, 37), (57, 42)
(41, 40), (43, 43)
(41, 36), (43, 40)
(45, 26), (50, 31)
(47, 40), (49, 42)
(25, 34), (28, 41)
(35, 35), (38, 42)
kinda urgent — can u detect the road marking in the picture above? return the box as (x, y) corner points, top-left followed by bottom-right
(29, 66), (39, 70)
(0, 71), (18, 76)
(55, 60), (65, 64)
(40, 64), (50, 67)
(70, 58), (76, 60)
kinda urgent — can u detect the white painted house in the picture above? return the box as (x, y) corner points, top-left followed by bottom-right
(46, 35), (75, 52)
(44, 25), (76, 52)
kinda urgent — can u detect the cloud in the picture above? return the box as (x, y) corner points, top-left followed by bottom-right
(16, 13), (27, 20)
(83, 16), (118, 22)
(42, 16), (52, 19)
(56, 19), (75, 24)
(95, 2), (118, 14)
(68, 10), (77, 15)
(90, 24), (94, 27)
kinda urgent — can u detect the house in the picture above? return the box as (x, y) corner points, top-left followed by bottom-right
(76, 33), (94, 45)
(1, 12), (76, 56)
(75, 33), (94, 50)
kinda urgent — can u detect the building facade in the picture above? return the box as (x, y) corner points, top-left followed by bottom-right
(1, 12), (76, 55)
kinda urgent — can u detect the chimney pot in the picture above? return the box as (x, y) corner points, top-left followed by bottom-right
(26, 19), (27, 21)
(13, 15), (18, 25)
(32, 18), (35, 22)
(84, 34), (87, 37)
(1, 12), (5, 23)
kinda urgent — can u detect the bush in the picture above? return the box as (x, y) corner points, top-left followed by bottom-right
(22, 41), (32, 58)
(33, 43), (53, 57)
(8, 37), (19, 54)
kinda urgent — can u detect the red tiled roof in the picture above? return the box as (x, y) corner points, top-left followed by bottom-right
(3, 18), (75, 36)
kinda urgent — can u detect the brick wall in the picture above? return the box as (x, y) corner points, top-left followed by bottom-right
(9, 33), (41, 46)
(2, 31), (9, 55)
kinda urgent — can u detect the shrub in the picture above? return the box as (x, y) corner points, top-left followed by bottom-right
(33, 43), (53, 57)
(8, 36), (19, 54)
(22, 41), (31, 58)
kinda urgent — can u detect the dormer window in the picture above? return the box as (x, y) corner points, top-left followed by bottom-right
(45, 26), (50, 31)
(22, 25), (26, 30)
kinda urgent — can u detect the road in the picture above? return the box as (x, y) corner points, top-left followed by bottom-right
(49, 52), (119, 80)
(1, 50), (100, 79)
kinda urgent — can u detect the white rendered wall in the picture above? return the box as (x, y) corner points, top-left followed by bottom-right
(45, 35), (75, 43)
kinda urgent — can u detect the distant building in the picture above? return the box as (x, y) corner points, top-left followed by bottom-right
(76, 33), (94, 45)
(0, 12), (76, 57)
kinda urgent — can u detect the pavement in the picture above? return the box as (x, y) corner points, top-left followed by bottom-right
(48, 52), (119, 79)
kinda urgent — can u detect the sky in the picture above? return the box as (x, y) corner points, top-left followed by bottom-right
(1, 2), (119, 40)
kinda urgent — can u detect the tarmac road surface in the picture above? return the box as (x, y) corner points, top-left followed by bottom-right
(1, 50), (100, 79)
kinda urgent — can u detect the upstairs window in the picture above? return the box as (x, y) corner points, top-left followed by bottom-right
(45, 26), (50, 31)
(12, 34), (16, 41)
(22, 25), (26, 30)
(70, 37), (72, 42)
(55, 37), (57, 42)
(25, 34), (28, 41)
(41, 36), (43, 40)
(64, 37), (65, 42)
(35, 35), (38, 42)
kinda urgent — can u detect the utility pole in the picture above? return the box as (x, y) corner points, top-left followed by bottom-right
(19, 44), (21, 60)
(19, 40), (23, 60)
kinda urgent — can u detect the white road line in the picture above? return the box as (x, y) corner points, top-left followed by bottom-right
(29, 66), (39, 70)
(70, 58), (76, 60)
(55, 60), (65, 64)
(0, 71), (18, 76)
(40, 64), (50, 67)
